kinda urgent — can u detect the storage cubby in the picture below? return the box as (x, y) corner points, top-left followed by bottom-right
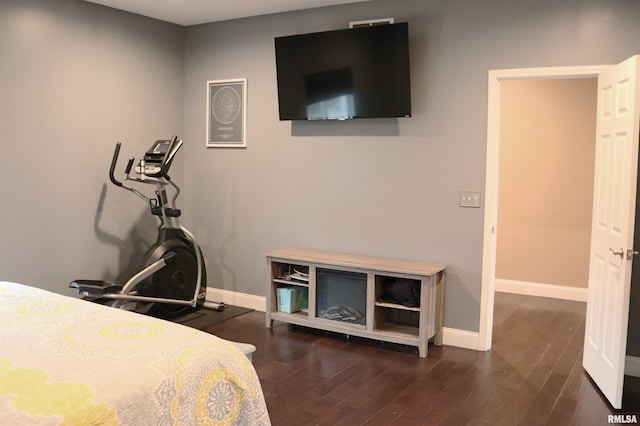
(266, 248), (446, 357)
(374, 275), (421, 337)
(269, 261), (310, 320)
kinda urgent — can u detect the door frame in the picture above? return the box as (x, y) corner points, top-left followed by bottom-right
(478, 64), (612, 351)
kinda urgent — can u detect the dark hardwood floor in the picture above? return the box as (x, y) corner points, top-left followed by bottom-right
(203, 293), (640, 425)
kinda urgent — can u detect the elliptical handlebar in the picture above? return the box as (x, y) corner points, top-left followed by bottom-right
(109, 142), (124, 187)
(125, 157), (135, 175)
(107, 142), (150, 205)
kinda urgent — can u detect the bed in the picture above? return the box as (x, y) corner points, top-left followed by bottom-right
(0, 281), (270, 425)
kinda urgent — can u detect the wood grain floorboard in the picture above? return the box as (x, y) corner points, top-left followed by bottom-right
(202, 293), (640, 425)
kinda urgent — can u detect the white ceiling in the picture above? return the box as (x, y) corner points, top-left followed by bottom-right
(83, 0), (372, 26)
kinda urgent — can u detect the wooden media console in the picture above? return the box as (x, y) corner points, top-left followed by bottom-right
(265, 248), (446, 357)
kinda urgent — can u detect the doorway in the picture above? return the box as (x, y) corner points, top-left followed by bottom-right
(479, 65), (611, 351)
(495, 78), (597, 297)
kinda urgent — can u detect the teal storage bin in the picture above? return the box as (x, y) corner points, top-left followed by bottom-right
(277, 286), (308, 313)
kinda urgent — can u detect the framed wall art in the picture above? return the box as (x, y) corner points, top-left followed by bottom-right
(206, 78), (247, 148)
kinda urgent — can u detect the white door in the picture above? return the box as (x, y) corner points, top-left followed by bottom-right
(584, 55), (640, 409)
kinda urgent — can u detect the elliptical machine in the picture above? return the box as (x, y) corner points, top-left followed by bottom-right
(71, 136), (225, 316)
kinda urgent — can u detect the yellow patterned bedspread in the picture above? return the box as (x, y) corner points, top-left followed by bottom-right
(0, 281), (270, 425)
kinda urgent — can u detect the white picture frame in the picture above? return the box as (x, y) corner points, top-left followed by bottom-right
(206, 78), (247, 148)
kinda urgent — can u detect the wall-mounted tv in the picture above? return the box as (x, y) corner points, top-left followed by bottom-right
(274, 22), (411, 121)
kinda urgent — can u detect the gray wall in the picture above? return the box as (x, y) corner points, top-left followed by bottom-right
(0, 0), (184, 296)
(182, 0), (640, 332)
(1, 0), (639, 334)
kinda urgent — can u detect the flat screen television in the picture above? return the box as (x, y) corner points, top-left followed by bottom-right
(274, 22), (411, 121)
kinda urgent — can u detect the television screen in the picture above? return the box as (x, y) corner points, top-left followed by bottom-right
(275, 23), (411, 121)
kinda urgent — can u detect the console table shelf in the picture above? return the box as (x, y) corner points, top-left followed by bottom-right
(265, 248), (446, 357)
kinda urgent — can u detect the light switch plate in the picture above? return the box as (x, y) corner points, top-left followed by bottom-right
(460, 191), (481, 208)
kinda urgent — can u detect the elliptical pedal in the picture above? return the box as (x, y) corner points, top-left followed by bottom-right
(70, 279), (123, 294)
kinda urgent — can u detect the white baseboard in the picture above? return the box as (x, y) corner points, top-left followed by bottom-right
(626, 356), (640, 377)
(205, 287), (267, 312)
(205, 288), (483, 351)
(442, 327), (481, 351)
(495, 279), (588, 302)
